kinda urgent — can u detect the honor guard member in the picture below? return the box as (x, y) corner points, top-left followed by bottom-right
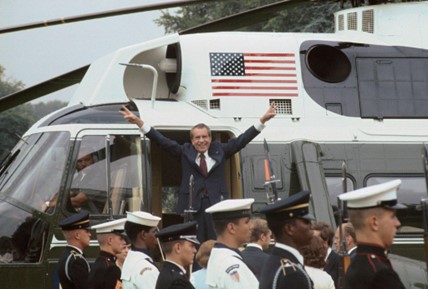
(155, 221), (199, 289)
(339, 179), (406, 289)
(205, 198), (259, 289)
(58, 210), (92, 289)
(259, 191), (314, 289)
(121, 211), (161, 289)
(89, 218), (127, 289)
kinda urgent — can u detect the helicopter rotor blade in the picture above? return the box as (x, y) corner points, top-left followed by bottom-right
(180, 0), (307, 34)
(0, 66), (88, 112)
(0, 0), (220, 34)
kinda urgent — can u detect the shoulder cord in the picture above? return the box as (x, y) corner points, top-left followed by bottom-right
(65, 251), (90, 281)
(272, 259), (312, 289)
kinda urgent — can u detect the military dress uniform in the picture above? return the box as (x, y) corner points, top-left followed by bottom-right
(121, 211), (162, 289)
(89, 251), (122, 289)
(206, 243), (259, 289)
(205, 199), (259, 289)
(339, 179), (407, 289)
(259, 191), (315, 289)
(155, 221), (199, 289)
(58, 211), (91, 289)
(258, 243), (312, 289)
(344, 244), (405, 289)
(89, 218), (127, 289)
(121, 248), (159, 289)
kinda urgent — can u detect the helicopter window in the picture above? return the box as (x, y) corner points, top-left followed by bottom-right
(325, 176), (355, 208)
(0, 132), (70, 214)
(305, 45), (351, 83)
(69, 134), (144, 215)
(366, 176), (425, 233)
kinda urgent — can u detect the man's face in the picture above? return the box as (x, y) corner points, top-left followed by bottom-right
(234, 216), (253, 245)
(292, 218), (314, 248)
(378, 209), (401, 248)
(76, 153), (94, 171)
(117, 243), (131, 262)
(144, 227), (159, 250)
(179, 240), (197, 267)
(261, 230), (272, 251)
(110, 234), (126, 255)
(77, 228), (92, 248)
(334, 227), (341, 252)
(191, 127), (212, 154)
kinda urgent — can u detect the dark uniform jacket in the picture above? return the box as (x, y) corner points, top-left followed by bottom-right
(58, 246), (90, 289)
(259, 244), (313, 289)
(324, 249), (340, 288)
(240, 245), (270, 280)
(88, 250), (122, 289)
(146, 126), (260, 214)
(344, 244), (405, 289)
(155, 261), (195, 289)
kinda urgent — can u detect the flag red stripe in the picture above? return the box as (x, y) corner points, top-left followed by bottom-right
(244, 59), (295, 64)
(245, 66), (295, 70)
(213, 92), (298, 97)
(243, 53), (295, 57)
(212, 79), (297, 83)
(244, 73), (296, 77)
(212, 86), (297, 90)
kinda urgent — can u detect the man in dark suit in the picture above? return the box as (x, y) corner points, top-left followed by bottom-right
(120, 102), (276, 242)
(155, 221), (199, 289)
(334, 222), (357, 261)
(58, 210), (92, 289)
(258, 191), (314, 289)
(241, 218), (271, 280)
(339, 179), (406, 289)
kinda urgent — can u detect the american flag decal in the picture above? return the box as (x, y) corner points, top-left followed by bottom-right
(210, 52), (298, 97)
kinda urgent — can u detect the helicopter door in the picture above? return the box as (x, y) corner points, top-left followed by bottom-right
(67, 132), (146, 216)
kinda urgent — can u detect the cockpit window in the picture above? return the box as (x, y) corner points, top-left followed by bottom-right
(0, 132), (70, 214)
(68, 134), (144, 215)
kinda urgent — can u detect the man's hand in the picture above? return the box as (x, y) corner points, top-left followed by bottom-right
(260, 102), (277, 124)
(119, 105), (144, 128)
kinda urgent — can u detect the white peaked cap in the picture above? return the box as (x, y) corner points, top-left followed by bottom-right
(206, 198), (254, 220)
(126, 211), (161, 227)
(339, 179), (406, 209)
(91, 218), (126, 234)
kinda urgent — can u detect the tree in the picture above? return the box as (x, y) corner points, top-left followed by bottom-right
(0, 66), (67, 159)
(154, 0), (345, 34)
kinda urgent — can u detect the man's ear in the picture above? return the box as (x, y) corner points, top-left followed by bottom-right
(284, 222), (295, 236)
(367, 214), (380, 231)
(227, 222), (236, 235)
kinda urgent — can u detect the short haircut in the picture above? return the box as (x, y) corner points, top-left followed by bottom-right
(190, 123), (211, 139)
(195, 240), (216, 268)
(269, 218), (296, 242)
(313, 221), (334, 247)
(124, 221), (153, 243)
(348, 207), (384, 231)
(213, 218), (240, 236)
(161, 240), (183, 255)
(300, 236), (326, 268)
(249, 218), (270, 243)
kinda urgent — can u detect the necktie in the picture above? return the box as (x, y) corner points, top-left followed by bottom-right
(199, 154), (208, 176)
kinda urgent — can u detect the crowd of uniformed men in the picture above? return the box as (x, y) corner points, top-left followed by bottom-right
(58, 178), (406, 289)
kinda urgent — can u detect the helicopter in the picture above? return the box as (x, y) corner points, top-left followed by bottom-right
(1, 0), (428, 288)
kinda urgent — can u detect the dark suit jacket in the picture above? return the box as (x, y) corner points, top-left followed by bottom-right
(240, 245), (270, 280)
(324, 249), (340, 289)
(259, 246), (313, 289)
(155, 261), (195, 289)
(344, 244), (405, 289)
(146, 125), (260, 214)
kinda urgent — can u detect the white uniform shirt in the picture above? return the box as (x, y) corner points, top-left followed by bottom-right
(121, 249), (159, 289)
(206, 245), (258, 289)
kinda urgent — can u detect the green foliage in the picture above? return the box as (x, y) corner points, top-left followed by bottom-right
(155, 0), (345, 33)
(0, 65), (67, 159)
